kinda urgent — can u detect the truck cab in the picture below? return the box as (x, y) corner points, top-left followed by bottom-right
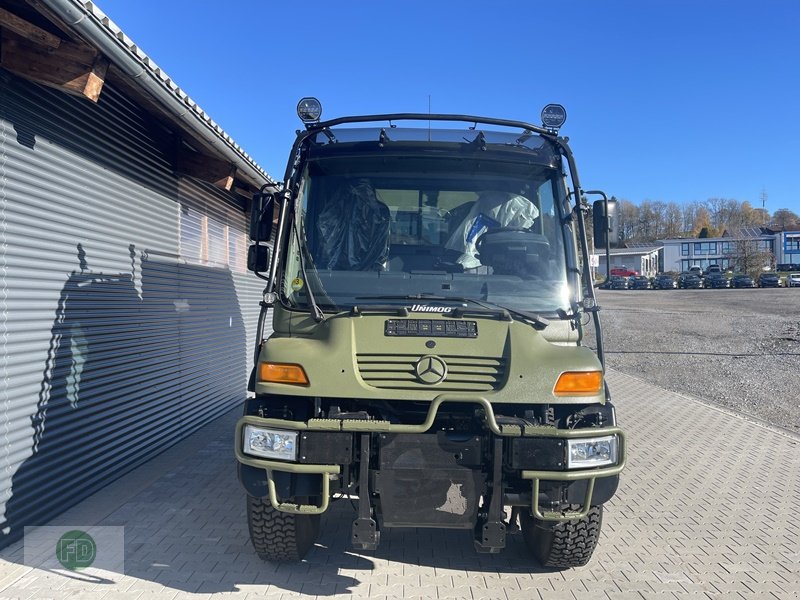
(236, 99), (626, 568)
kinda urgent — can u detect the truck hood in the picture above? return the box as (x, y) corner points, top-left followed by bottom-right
(255, 309), (604, 405)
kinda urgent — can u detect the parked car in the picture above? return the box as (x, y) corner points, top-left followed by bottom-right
(730, 274), (756, 288)
(758, 272), (781, 288)
(704, 264), (722, 275)
(610, 266), (639, 277)
(786, 273), (800, 288)
(629, 275), (652, 290)
(688, 266), (703, 278)
(653, 274), (677, 289)
(608, 275), (630, 290)
(776, 263), (800, 272)
(677, 272), (703, 289)
(704, 272), (730, 289)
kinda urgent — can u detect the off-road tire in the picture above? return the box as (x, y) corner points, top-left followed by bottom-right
(521, 505), (603, 568)
(246, 495), (320, 562)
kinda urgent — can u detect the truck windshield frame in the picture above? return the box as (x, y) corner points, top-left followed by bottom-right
(277, 134), (577, 316)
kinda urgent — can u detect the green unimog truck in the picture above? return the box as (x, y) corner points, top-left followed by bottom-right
(236, 99), (626, 568)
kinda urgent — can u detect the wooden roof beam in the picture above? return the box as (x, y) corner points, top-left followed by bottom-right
(0, 28), (109, 102)
(177, 145), (238, 191)
(0, 6), (61, 48)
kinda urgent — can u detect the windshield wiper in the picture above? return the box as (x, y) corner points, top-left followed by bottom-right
(354, 294), (549, 330)
(465, 305), (550, 330)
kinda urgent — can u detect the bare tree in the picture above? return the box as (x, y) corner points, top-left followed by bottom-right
(664, 202), (683, 238)
(752, 207), (770, 225)
(738, 201), (764, 228)
(724, 236), (774, 277)
(681, 201), (700, 234)
(617, 199), (638, 243)
(771, 208), (800, 230)
(637, 200), (656, 241)
(705, 198), (727, 230)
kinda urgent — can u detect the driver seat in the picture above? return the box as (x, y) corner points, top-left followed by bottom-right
(315, 179), (391, 270)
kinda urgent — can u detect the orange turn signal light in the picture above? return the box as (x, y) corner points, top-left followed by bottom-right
(553, 370), (603, 396)
(258, 362), (309, 386)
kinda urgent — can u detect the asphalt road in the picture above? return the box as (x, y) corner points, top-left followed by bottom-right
(590, 287), (800, 433)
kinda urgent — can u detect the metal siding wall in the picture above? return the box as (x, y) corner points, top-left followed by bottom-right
(0, 70), (263, 546)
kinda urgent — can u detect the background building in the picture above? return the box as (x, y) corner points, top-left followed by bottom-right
(777, 231), (800, 267)
(0, 0), (275, 546)
(660, 227), (777, 273)
(597, 246), (661, 278)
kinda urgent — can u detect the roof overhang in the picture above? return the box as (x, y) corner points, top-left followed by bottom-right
(0, 0), (275, 195)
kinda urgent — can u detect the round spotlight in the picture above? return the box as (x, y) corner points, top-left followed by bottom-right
(541, 104), (567, 131)
(297, 97), (322, 122)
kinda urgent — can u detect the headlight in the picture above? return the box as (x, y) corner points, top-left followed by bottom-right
(243, 425), (298, 461)
(297, 97), (322, 122)
(567, 435), (618, 469)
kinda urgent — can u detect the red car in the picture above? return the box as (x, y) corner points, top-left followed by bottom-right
(610, 266), (639, 277)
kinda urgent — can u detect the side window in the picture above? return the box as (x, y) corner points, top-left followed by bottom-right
(179, 200), (247, 273)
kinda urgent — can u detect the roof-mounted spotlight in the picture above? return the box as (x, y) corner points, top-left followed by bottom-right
(297, 97), (322, 123)
(541, 104), (567, 133)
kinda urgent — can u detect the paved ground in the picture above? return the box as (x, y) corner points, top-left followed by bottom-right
(1, 370), (798, 599)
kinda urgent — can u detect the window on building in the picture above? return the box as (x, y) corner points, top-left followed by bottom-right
(681, 243), (689, 256)
(693, 242), (717, 255)
(681, 259), (707, 271)
(785, 234), (800, 252)
(719, 241), (734, 254)
(179, 190), (248, 273)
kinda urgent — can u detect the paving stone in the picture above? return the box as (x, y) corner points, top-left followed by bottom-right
(0, 372), (798, 600)
(0, 587), (39, 600)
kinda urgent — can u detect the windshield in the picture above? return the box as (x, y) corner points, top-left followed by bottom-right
(280, 152), (572, 314)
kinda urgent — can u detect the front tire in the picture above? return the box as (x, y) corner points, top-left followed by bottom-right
(246, 495), (321, 562)
(521, 505), (603, 568)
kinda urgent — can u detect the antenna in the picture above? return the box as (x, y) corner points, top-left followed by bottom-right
(427, 94), (431, 142)
(760, 187), (767, 212)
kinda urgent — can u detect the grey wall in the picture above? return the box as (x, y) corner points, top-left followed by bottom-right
(0, 69), (265, 546)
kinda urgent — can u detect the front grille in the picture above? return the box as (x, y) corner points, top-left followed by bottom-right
(356, 354), (506, 392)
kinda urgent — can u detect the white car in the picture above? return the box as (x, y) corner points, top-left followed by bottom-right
(787, 273), (800, 288)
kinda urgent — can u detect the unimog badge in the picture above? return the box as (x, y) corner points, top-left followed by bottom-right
(409, 304), (453, 313)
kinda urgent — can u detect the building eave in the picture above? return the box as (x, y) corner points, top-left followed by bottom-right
(35, 0), (275, 191)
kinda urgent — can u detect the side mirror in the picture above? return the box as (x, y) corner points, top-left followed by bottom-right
(592, 197), (618, 248)
(249, 192), (274, 242)
(247, 244), (271, 273)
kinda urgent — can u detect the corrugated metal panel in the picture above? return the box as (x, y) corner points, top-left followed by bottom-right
(0, 69), (264, 546)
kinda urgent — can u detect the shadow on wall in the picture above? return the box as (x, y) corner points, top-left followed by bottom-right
(0, 243), (246, 548)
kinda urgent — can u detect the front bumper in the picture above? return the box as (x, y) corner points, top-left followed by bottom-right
(235, 397), (627, 522)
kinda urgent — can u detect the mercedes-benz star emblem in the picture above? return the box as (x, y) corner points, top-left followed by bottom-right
(414, 355), (448, 385)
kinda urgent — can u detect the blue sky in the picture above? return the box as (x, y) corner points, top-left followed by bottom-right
(99, 0), (800, 215)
